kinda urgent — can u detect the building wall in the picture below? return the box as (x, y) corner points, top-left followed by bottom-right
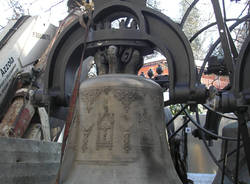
(139, 60), (229, 90)
(139, 60), (169, 77)
(200, 74), (229, 90)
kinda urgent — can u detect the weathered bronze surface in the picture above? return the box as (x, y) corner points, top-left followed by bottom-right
(60, 74), (182, 184)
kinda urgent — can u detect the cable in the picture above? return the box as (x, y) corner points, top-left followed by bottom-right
(218, 144), (243, 163)
(169, 117), (190, 141)
(198, 14), (250, 81)
(202, 104), (238, 120)
(55, 8), (93, 184)
(182, 105), (239, 141)
(190, 19), (240, 43)
(166, 104), (188, 128)
(194, 106), (235, 183)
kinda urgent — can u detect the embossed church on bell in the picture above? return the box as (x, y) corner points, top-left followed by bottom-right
(59, 45), (182, 184)
(96, 104), (115, 151)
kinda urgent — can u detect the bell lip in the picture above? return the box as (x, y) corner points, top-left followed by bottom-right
(80, 74), (162, 90)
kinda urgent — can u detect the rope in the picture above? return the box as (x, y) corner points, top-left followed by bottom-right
(55, 8), (93, 184)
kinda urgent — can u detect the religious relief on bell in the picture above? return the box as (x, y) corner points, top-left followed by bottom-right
(138, 109), (154, 147)
(81, 124), (94, 153)
(96, 105), (115, 151)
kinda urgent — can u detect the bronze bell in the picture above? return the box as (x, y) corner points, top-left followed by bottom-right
(59, 74), (182, 184)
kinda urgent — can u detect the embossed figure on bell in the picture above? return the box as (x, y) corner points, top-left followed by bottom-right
(59, 74), (182, 184)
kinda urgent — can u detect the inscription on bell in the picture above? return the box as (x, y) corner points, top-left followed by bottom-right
(96, 105), (115, 151)
(81, 124), (94, 153)
(138, 109), (154, 147)
(81, 90), (102, 113)
(113, 89), (141, 113)
(123, 131), (130, 153)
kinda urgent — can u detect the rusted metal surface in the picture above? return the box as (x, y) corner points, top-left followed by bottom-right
(0, 96), (35, 138)
(60, 9), (92, 160)
(0, 97), (24, 137)
(12, 102), (35, 137)
(0, 136), (61, 184)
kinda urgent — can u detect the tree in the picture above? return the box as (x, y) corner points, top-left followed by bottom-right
(8, 0), (25, 19)
(146, 0), (162, 12)
(180, 0), (203, 60)
(233, 1), (250, 52)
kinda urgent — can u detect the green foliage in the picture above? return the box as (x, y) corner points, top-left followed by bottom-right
(169, 104), (205, 116)
(169, 104), (186, 116)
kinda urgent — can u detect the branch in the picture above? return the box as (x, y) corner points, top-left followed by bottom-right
(44, 0), (65, 13)
(0, 25), (4, 31)
(237, 2), (249, 18)
(180, 0), (200, 28)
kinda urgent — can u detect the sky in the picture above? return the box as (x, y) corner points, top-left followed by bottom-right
(0, 0), (68, 27)
(165, 0), (248, 19)
(0, 0), (248, 63)
(148, 0), (249, 62)
(0, 0), (248, 27)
